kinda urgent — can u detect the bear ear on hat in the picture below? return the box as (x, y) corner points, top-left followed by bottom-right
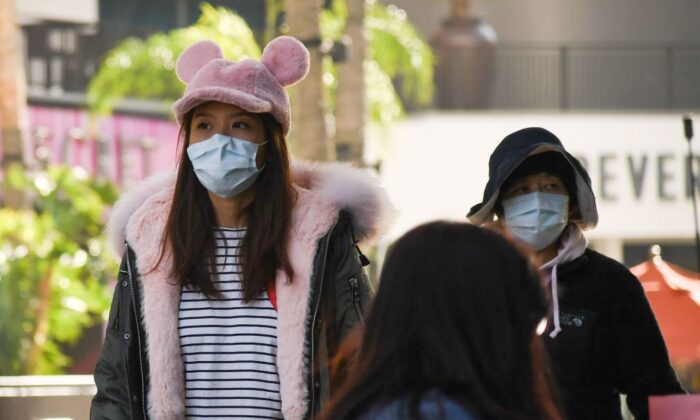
(176, 40), (223, 83)
(261, 36), (310, 87)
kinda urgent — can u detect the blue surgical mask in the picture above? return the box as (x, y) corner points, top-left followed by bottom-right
(187, 133), (266, 199)
(502, 192), (569, 250)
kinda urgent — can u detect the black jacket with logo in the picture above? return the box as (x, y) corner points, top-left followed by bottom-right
(544, 249), (684, 420)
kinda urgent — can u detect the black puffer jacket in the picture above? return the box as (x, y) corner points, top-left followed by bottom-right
(544, 249), (684, 420)
(90, 163), (392, 420)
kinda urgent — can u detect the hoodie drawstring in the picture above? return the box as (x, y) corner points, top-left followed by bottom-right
(549, 264), (562, 338)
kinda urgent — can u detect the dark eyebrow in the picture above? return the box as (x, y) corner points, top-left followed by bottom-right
(192, 110), (212, 119)
(231, 111), (256, 119)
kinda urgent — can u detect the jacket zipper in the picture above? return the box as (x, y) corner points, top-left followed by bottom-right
(347, 277), (364, 324)
(126, 246), (148, 420)
(309, 220), (336, 417)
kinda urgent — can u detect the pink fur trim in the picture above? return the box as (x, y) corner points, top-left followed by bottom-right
(275, 188), (338, 418)
(261, 36), (310, 87)
(107, 171), (175, 258)
(125, 187), (186, 420)
(291, 161), (395, 244)
(108, 163), (393, 256)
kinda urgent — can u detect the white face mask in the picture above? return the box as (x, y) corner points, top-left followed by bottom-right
(187, 133), (266, 199)
(502, 192), (569, 250)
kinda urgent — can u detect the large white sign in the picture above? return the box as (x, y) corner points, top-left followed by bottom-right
(371, 112), (700, 241)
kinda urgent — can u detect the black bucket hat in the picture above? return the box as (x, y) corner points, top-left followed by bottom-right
(467, 127), (598, 228)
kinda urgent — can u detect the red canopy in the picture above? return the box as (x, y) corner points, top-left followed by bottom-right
(631, 253), (700, 363)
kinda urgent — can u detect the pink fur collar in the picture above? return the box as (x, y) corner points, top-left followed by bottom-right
(108, 161), (393, 258)
(106, 162), (393, 419)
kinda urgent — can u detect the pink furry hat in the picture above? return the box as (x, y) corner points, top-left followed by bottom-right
(172, 36), (310, 135)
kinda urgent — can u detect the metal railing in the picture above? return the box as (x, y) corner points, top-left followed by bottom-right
(0, 375), (95, 420)
(489, 44), (700, 110)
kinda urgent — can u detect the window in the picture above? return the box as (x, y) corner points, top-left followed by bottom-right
(50, 57), (63, 87)
(48, 29), (63, 52)
(28, 57), (47, 87)
(63, 29), (77, 54)
(47, 28), (77, 54)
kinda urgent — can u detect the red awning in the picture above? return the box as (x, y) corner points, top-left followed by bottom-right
(631, 254), (700, 363)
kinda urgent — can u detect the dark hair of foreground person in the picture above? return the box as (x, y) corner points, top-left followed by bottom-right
(321, 221), (562, 420)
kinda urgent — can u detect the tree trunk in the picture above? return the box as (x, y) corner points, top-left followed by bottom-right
(0, 0), (28, 208)
(284, 0), (333, 161)
(334, 0), (366, 165)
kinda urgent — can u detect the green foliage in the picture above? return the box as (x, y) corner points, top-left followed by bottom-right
(87, 3), (261, 115)
(0, 166), (118, 374)
(88, 1), (435, 125)
(264, 0), (284, 43)
(365, 1), (435, 106)
(364, 59), (404, 125)
(320, 0), (348, 41)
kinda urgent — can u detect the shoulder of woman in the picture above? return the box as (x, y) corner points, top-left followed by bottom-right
(578, 249), (648, 302)
(582, 249), (637, 279)
(290, 162), (395, 245)
(108, 172), (175, 257)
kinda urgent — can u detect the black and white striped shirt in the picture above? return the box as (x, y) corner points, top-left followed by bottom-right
(178, 227), (282, 419)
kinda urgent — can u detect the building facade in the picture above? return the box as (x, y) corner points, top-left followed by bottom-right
(16, 0), (269, 189)
(15, 0), (700, 271)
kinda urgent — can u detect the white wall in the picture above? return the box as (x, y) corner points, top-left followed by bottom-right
(17, 0), (98, 24)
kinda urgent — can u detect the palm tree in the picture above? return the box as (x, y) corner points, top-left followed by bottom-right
(87, 3), (260, 115)
(284, 0), (333, 161)
(0, 0), (27, 208)
(333, 0), (366, 164)
(324, 0), (435, 163)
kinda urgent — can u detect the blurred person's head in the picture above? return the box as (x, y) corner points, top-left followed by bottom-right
(468, 127), (597, 255)
(322, 221), (561, 420)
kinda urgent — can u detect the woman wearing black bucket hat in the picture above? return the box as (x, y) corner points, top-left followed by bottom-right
(468, 127), (684, 420)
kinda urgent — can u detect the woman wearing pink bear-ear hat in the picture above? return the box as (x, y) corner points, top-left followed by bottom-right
(90, 36), (393, 420)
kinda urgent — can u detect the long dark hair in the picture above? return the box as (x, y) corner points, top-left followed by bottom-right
(158, 109), (296, 301)
(322, 222), (561, 420)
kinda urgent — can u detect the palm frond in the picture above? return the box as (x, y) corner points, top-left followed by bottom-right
(87, 3), (260, 115)
(366, 0), (435, 106)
